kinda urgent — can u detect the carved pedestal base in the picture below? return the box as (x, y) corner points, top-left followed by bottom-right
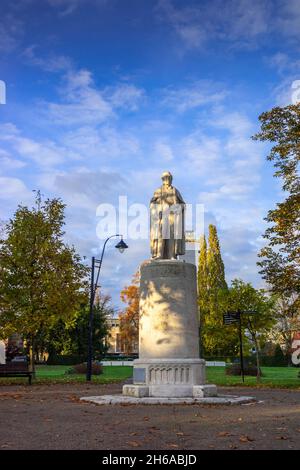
(122, 358), (218, 398)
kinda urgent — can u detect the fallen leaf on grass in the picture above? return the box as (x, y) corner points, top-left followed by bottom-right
(239, 435), (255, 443)
(218, 431), (232, 437)
(275, 436), (289, 440)
(167, 443), (179, 448)
(129, 432), (138, 436)
(176, 432), (184, 436)
(68, 396), (82, 403)
(0, 393), (22, 400)
(229, 444), (238, 449)
(143, 416), (149, 421)
(126, 441), (141, 448)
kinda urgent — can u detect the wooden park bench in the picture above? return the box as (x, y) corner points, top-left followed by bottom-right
(0, 362), (32, 384)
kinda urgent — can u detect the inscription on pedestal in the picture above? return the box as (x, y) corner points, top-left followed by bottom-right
(133, 367), (146, 384)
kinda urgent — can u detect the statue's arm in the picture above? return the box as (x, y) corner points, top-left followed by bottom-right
(150, 189), (161, 205)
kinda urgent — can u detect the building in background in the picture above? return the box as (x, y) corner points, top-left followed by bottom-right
(106, 317), (123, 354)
(106, 316), (139, 355)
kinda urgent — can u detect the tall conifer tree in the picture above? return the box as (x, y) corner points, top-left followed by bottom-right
(207, 224), (227, 291)
(198, 225), (236, 356)
(197, 235), (208, 356)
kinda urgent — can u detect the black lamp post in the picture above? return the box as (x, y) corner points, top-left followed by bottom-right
(86, 234), (128, 381)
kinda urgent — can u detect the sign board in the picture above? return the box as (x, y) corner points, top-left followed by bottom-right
(223, 312), (240, 325)
(133, 367), (146, 384)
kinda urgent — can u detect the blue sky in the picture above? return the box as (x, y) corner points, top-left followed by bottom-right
(0, 0), (300, 309)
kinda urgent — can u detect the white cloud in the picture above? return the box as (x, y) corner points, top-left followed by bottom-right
(106, 84), (145, 111)
(22, 45), (72, 72)
(161, 81), (227, 112)
(156, 0), (270, 50)
(153, 141), (174, 161)
(0, 149), (26, 171)
(0, 177), (27, 197)
(0, 122), (81, 167)
(47, 0), (107, 16)
(0, 14), (23, 53)
(277, 0), (300, 38)
(46, 69), (114, 126)
(61, 126), (140, 161)
(157, 0), (300, 53)
(41, 69), (145, 126)
(0, 177), (32, 219)
(180, 133), (221, 173)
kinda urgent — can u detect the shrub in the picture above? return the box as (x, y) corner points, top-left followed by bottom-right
(47, 354), (85, 365)
(272, 344), (287, 366)
(225, 362), (262, 377)
(65, 362), (103, 375)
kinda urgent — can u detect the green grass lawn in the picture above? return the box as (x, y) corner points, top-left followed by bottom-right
(206, 366), (300, 388)
(0, 365), (133, 385)
(0, 364), (299, 388)
(36, 365), (134, 383)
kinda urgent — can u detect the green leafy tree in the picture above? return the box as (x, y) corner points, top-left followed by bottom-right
(197, 235), (209, 356)
(267, 293), (300, 362)
(225, 279), (275, 381)
(207, 224), (227, 291)
(35, 292), (113, 362)
(253, 104), (300, 314)
(0, 192), (89, 374)
(68, 292), (113, 360)
(272, 343), (287, 366)
(198, 225), (234, 356)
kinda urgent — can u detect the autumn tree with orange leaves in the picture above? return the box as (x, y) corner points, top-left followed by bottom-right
(119, 272), (140, 355)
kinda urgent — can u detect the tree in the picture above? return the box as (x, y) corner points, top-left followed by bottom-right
(207, 224), (227, 291)
(253, 104), (300, 313)
(197, 235), (209, 356)
(272, 343), (287, 366)
(0, 192), (89, 374)
(69, 292), (113, 360)
(33, 291), (113, 362)
(267, 293), (300, 362)
(119, 272), (139, 355)
(198, 225), (233, 356)
(226, 279), (275, 381)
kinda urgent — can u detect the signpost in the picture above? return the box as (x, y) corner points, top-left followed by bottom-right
(223, 309), (256, 383)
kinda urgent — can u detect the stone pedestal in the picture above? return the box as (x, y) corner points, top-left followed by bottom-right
(123, 260), (217, 398)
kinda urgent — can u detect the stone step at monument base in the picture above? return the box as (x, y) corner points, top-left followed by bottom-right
(81, 394), (256, 406)
(123, 383), (217, 398)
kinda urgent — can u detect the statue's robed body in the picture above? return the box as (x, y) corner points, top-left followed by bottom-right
(150, 171), (185, 260)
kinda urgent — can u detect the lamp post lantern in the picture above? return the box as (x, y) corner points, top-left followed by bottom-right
(86, 234), (128, 381)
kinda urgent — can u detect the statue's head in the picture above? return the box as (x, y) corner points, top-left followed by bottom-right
(161, 171), (173, 187)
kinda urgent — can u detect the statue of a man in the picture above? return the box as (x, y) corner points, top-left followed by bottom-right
(150, 171), (185, 259)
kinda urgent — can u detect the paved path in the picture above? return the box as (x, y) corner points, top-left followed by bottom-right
(1, 382), (299, 450)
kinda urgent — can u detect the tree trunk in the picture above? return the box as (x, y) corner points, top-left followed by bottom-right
(29, 335), (36, 378)
(287, 332), (293, 366)
(254, 336), (261, 383)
